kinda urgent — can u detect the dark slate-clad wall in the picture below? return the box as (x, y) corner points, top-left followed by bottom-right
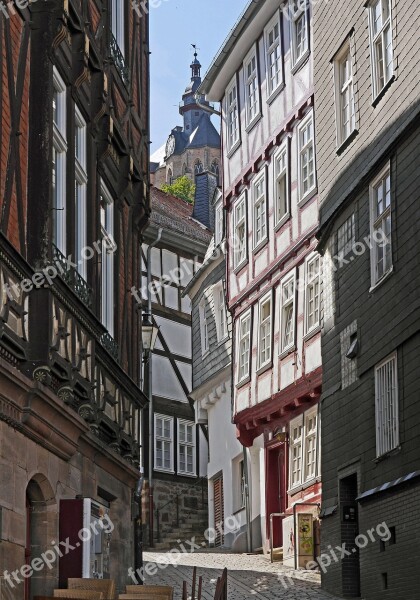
(192, 172), (218, 230)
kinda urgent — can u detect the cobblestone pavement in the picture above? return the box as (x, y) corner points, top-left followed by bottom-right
(143, 551), (343, 599)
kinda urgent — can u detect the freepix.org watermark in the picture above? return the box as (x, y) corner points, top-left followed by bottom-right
(2, 515), (114, 589)
(131, 0), (170, 19)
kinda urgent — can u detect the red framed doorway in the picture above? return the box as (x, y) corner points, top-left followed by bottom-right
(265, 442), (287, 548)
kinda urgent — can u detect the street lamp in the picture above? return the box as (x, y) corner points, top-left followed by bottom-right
(141, 319), (159, 359)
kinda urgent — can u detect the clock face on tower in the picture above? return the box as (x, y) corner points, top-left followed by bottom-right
(165, 135), (175, 158)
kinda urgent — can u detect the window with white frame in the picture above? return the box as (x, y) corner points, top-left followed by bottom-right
(100, 182), (116, 337)
(75, 107), (87, 280)
(265, 13), (282, 97)
(298, 112), (316, 201)
(289, 0), (309, 67)
(306, 255), (321, 333)
(215, 199), (224, 246)
(237, 311), (251, 383)
(280, 273), (295, 352)
(337, 214), (355, 259)
(368, 0), (393, 98)
(375, 353), (398, 456)
(226, 78), (239, 150)
(244, 47), (260, 126)
(155, 414), (174, 472)
(214, 283), (228, 342)
(258, 293), (272, 368)
(178, 420), (196, 475)
(289, 409), (319, 489)
(273, 142), (289, 225)
(52, 68), (67, 255)
(199, 298), (209, 355)
(234, 195), (247, 268)
(253, 173), (267, 248)
(234, 457), (246, 511)
(335, 42), (356, 146)
(111, 0), (125, 56)
(370, 166), (392, 285)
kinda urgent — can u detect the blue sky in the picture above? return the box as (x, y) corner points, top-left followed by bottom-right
(149, 0), (249, 155)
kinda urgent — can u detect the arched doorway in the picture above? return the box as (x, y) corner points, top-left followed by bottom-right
(26, 475), (57, 600)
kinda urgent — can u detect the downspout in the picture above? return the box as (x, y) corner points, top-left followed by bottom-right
(146, 227), (162, 548)
(243, 446), (252, 553)
(194, 92), (221, 116)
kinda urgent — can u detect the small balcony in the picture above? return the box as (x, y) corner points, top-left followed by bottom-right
(52, 244), (93, 308)
(109, 31), (129, 87)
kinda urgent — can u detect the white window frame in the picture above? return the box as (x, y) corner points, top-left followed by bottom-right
(297, 111), (316, 203)
(253, 172), (267, 249)
(264, 12), (283, 98)
(289, 415), (303, 489)
(233, 194), (247, 269)
(368, 0), (393, 100)
(177, 419), (196, 476)
(215, 198), (224, 246)
(289, 408), (319, 490)
(305, 253), (321, 334)
(243, 45), (260, 129)
(337, 214), (355, 260)
(257, 292), (272, 369)
(273, 141), (289, 226)
(303, 408), (318, 482)
(75, 106), (88, 280)
(199, 298), (209, 356)
(100, 182), (116, 337)
(280, 271), (296, 354)
(375, 352), (399, 457)
(226, 76), (240, 151)
(154, 414), (174, 473)
(214, 282), (228, 343)
(111, 0), (125, 56)
(237, 310), (251, 384)
(334, 40), (356, 147)
(369, 164), (392, 287)
(289, 0), (310, 69)
(52, 68), (67, 256)
(233, 456), (246, 512)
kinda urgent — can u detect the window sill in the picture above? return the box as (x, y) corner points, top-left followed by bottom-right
(256, 360), (272, 377)
(369, 266), (394, 294)
(201, 349), (210, 359)
(178, 471), (198, 478)
(291, 50), (310, 75)
(303, 325), (321, 343)
(217, 334), (230, 346)
(279, 344), (296, 360)
(274, 212), (291, 233)
(288, 476), (320, 495)
(234, 259), (248, 276)
(227, 139), (241, 159)
(236, 375), (251, 389)
(245, 113), (262, 134)
(336, 129), (359, 156)
(372, 75), (395, 108)
(253, 237), (269, 255)
(373, 445), (401, 464)
(233, 506), (246, 516)
(267, 82), (285, 105)
(297, 187), (318, 209)
(154, 468), (175, 475)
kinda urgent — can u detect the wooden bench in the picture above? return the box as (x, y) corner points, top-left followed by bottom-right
(67, 579), (116, 600)
(119, 592), (171, 600)
(125, 586), (173, 599)
(53, 591), (103, 600)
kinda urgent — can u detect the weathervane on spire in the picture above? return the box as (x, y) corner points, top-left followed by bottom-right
(190, 44), (201, 79)
(191, 43), (200, 59)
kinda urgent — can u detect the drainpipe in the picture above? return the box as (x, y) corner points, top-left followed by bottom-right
(146, 227), (162, 547)
(194, 92), (221, 116)
(243, 447), (252, 553)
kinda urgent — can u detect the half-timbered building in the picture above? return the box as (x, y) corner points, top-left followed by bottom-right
(0, 0), (149, 597)
(199, 0), (322, 559)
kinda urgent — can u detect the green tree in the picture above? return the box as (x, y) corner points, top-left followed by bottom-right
(162, 175), (195, 204)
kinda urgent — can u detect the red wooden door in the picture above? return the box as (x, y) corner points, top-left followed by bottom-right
(265, 444), (286, 548)
(213, 476), (224, 547)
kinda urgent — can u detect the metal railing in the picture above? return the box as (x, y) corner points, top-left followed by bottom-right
(52, 244), (93, 308)
(109, 31), (129, 86)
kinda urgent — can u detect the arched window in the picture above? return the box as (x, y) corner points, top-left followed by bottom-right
(194, 160), (204, 176)
(210, 160), (220, 185)
(167, 168), (173, 184)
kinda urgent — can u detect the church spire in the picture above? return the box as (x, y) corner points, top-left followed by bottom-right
(190, 45), (201, 81)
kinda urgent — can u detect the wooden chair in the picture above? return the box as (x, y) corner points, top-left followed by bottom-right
(119, 593), (170, 600)
(125, 586), (173, 599)
(182, 567), (203, 600)
(53, 592), (103, 600)
(213, 568), (228, 600)
(67, 579), (116, 600)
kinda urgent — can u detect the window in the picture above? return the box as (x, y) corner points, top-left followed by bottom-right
(75, 107), (87, 280)
(211, 160), (220, 185)
(233, 195), (247, 268)
(199, 298), (209, 355)
(368, 0), (393, 98)
(215, 199), (224, 246)
(194, 160), (204, 178)
(214, 283), (228, 342)
(111, 0), (125, 56)
(337, 214), (355, 259)
(237, 311), (251, 383)
(335, 43), (356, 146)
(370, 166), (392, 285)
(244, 47), (260, 126)
(273, 142), (289, 225)
(253, 173), (267, 248)
(100, 182), (116, 337)
(298, 112), (316, 201)
(234, 458), (246, 511)
(289, 409), (319, 489)
(226, 78), (240, 150)
(265, 13), (282, 97)
(290, 0), (309, 67)
(258, 293), (272, 368)
(375, 353), (399, 456)
(280, 273), (295, 352)
(178, 420), (196, 476)
(52, 68), (67, 255)
(305, 254), (321, 333)
(154, 414), (174, 472)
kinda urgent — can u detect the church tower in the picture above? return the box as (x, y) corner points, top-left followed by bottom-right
(150, 52), (221, 189)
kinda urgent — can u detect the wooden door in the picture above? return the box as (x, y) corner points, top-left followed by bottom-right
(213, 476), (224, 547)
(266, 444), (286, 548)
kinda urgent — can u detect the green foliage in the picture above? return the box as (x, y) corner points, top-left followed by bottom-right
(162, 176), (196, 204)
